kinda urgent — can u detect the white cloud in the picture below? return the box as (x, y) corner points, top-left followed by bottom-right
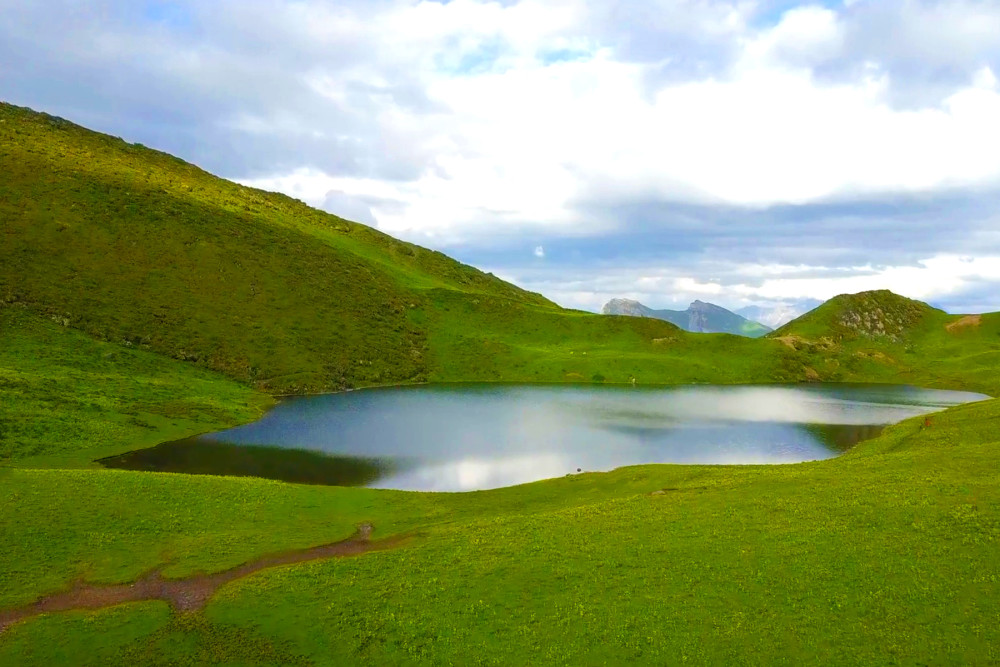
(973, 65), (998, 90)
(742, 254), (1000, 302)
(229, 0), (1000, 242)
(7, 0), (1000, 312)
(534, 245), (545, 258)
(509, 254), (1000, 315)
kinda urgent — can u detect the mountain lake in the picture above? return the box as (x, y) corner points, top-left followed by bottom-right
(100, 383), (989, 492)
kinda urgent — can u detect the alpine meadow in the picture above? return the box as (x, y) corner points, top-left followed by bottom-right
(2, 72), (1000, 667)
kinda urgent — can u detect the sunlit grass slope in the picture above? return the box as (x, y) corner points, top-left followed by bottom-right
(2, 102), (792, 394)
(0, 102), (554, 393)
(1, 396), (997, 665)
(0, 307), (271, 467)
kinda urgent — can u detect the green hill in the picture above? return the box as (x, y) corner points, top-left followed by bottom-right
(768, 290), (1000, 392)
(0, 101), (807, 403)
(0, 102), (556, 393)
(772, 289), (938, 341)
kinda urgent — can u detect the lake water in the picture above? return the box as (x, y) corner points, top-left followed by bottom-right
(100, 383), (987, 492)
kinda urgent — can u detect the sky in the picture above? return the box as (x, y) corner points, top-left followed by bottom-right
(3, 0), (1000, 324)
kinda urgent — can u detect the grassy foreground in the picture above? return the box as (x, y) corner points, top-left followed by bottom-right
(0, 307), (271, 467)
(1, 396), (997, 664)
(0, 308), (998, 664)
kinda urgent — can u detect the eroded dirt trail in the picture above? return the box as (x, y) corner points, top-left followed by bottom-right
(0, 523), (405, 634)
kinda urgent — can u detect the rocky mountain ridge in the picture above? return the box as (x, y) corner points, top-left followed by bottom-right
(602, 298), (772, 337)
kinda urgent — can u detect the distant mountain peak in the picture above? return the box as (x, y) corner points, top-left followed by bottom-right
(601, 298), (645, 317)
(602, 298), (772, 337)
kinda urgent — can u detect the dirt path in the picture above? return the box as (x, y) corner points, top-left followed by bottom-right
(0, 523), (406, 634)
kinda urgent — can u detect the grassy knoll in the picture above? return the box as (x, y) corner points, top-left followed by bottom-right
(1, 398), (997, 664)
(770, 291), (1000, 394)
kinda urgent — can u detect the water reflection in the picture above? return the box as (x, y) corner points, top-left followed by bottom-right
(99, 383), (987, 491)
(98, 440), (396, 486)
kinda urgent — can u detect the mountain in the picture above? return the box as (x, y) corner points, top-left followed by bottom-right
(602, 298), (772, 337)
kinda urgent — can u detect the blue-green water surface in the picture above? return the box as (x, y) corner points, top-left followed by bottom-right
(101, 383), (987, 491)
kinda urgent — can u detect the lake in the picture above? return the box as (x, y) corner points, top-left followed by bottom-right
(100, 383), (987, 492)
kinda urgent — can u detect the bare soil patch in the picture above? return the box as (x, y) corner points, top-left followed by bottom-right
(946, 315), (982, 332)
(0, 523), (407, 634)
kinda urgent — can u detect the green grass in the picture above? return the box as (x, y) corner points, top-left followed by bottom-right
(0, 307), (271, 467)
(1, 398), (997, 665)
(2, 102), (1000, 664)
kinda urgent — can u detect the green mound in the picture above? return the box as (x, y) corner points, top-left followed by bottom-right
(772, 289), (938, 341)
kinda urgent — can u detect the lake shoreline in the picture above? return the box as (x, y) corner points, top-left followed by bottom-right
(101, 382), (989, 493)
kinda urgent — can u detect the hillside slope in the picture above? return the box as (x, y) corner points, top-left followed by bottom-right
(0, 103), (556, 393)
(769, 290), (1000, 393)
(0, 307), (270, 467)
(772, 290), (937, 341)
(1, 102), (811, 394)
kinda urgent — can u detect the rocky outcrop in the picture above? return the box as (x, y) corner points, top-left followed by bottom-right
(835, 290), (930, 341)
(601, 298), (648, 317)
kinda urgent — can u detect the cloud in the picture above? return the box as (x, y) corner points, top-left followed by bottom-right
(495, 253), (1000, 316)
(3, 0), (1000, 313)
(534, 245), (545, 259)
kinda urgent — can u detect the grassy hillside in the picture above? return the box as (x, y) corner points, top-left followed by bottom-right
(772, 290), (938, 341)
(0, 102), (556, 393)
(770, 290), (1000, 393)
(0, 102), (816, 395)
(4, 102), (1000, 398)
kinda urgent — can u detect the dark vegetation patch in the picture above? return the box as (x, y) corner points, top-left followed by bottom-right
(0, 307), (270, 466)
